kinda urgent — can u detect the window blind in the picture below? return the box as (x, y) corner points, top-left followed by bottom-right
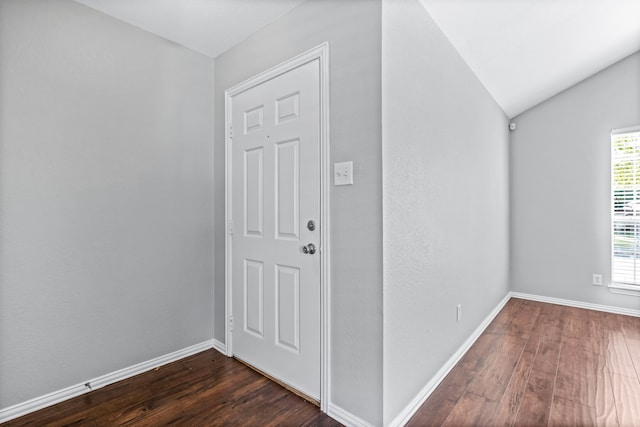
(612, 128), (640, 285)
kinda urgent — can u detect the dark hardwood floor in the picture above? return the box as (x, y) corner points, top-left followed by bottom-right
(3, 350), (341, 426)
(408, 298), (640, 427)
(5, 298), (640, 426)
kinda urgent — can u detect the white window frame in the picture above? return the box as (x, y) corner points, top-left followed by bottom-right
(611, 125), (640, 295)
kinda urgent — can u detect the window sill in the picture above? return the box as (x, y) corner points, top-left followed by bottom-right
(608, 282), (640, 297)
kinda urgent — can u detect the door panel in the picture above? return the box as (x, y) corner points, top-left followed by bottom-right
(244, 259), (264, 337)
(275, 139), (299, 240)
(275, 264), (300, 353)
(230, 59), (320, 399)
(244, 147), (264, 237)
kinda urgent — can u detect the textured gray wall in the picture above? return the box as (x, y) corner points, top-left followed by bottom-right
(511, 52), (640, 309)
(381, 0), (511, 423)
(214, 0), (383, 423)
(0, 0), (215, 409)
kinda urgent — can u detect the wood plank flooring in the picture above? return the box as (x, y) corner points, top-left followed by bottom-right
(2, 350), (340, 426)
(408, 298), (640, 427)
(5, 298), (640, 426)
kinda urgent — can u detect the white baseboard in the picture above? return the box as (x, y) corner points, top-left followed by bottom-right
(327, 402), (375, 427)
(388, 293), (512, 427)
(8, 293), (633, 425)
(511, 292), (640, 317)
(212, 338), (227, 355)
(0, 340), (214, 423)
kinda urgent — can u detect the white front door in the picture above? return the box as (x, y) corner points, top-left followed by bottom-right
(229, 59), (321, 400)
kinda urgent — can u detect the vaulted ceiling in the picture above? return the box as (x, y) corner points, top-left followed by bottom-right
(75, 0), (640, 118)
(419, 0), (640, 117)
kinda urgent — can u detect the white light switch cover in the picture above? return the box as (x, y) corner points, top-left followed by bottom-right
(334, 161), (353, 186)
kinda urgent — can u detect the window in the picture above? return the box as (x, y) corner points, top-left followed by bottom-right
(612, 127), (640, 286)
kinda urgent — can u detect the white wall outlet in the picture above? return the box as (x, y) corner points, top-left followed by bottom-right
(456, 304), (462, 323)
(592, 274), (603, 286)
(334, 161), (353, 186)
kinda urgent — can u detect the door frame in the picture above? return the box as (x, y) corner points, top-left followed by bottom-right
(224, 43), (331, 411)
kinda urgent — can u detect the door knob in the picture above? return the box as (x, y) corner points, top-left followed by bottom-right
(302, 243), (316, 254)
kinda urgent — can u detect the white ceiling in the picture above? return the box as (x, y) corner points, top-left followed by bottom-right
(419, 0), (640, 117)
(74, 0), (307, 59)
(75, 0), (640, 118)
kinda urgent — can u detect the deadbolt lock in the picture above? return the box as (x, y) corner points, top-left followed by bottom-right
(307, 220), (316, 231)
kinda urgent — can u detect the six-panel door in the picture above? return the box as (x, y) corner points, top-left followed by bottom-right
(230, 59), (321, 400)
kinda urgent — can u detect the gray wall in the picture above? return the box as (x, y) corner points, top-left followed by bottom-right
(511, 51), (640, 309)
(213, 0), (383, 423)
(381, 0), (511, 423)
(0, 0), (215, 409)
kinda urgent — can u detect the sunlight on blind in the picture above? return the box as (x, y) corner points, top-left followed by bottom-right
(612, 129), (640, 285)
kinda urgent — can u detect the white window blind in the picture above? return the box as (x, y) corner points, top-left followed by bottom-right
(612, 127), (640, 285)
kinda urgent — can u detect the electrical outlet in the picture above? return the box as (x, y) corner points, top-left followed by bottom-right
(457, 304), (462, 323)
(592, 274), (603, 286)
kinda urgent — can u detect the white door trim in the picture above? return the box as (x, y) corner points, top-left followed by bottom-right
(224, 42), (331, 411)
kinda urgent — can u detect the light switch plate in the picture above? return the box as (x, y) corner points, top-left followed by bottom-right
(334, 161), (353, 186)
